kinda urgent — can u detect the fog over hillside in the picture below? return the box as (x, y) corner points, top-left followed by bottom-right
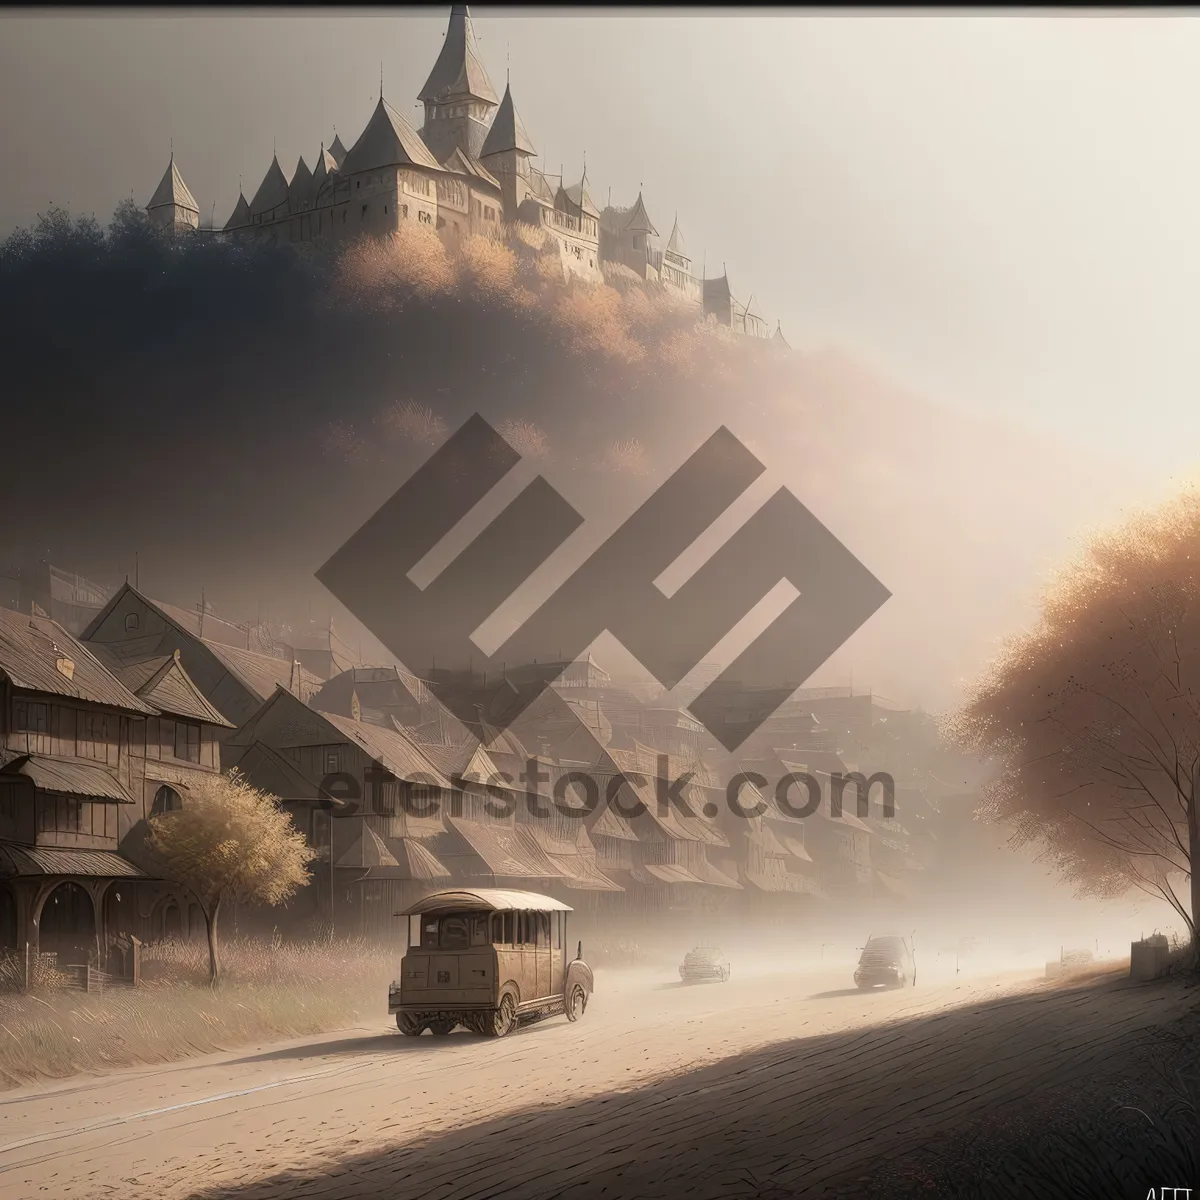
(0, 208), (1168, 712)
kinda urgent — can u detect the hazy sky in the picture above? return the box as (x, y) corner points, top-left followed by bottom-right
(2, 8), (1198, 478)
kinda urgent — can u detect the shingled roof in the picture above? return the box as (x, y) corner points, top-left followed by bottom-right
(342, 97), (443, 175)
(88, 646), (234, 728)
(0, 609), (157, 715)
(480, 82), (535, 158)
(147, 155), (199, 215)
(419, 5), (499, 106)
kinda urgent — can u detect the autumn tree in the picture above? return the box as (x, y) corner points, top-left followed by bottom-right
(948, 490), (1200, 965)
(146, 769), (315, 986)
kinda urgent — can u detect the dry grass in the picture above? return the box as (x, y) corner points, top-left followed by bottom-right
(0, 936), (396, 1091)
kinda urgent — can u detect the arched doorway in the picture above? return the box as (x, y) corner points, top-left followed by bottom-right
(161, 899), (182, 941)
(39, 882), (95, 966)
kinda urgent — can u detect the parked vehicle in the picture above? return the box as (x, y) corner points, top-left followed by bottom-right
(390, 888), (594, 1038)
(679, 945), (731, 983)
(854, 935), (916, 989)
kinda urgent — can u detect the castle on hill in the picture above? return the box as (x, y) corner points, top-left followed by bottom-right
(145, 6), (787, 345)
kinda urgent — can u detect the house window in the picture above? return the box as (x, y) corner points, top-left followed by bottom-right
(324, 750), (340, 774)
(151, 785), (182, 815)
(124, 613), (140, 632)
(173, 721), (200, 764)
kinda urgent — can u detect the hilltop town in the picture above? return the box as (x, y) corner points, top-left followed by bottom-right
(145, 5), (788, 345)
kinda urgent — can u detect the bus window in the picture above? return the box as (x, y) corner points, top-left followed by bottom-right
(503, 912), (514, 944)
(552, 911), (561, 950)
(536, 912), (550, 948)
(439, 916), (470, 949)
(421, 919), (440, 949)
(470, 914), (488, 946)
(410, 915), (422, 948)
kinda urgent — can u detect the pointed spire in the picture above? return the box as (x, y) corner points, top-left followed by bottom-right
(666, 212), (687, 259)
(147, 155), (199, 215)
(419, 5), (499, 105)
(480, 79), (536, 158)
(328, 133), (348, 168)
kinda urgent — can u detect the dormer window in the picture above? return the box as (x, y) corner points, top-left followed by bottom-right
(124, 613), (140, 632)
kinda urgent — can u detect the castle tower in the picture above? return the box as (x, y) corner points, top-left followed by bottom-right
(479, 81), (536, 222)
(418, 6), (500, 162)
(146, 154), (200, 232)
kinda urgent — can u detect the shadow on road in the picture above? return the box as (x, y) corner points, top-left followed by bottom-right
(189, 975), (1195, 1200)
(225, 1012), (567, 1067)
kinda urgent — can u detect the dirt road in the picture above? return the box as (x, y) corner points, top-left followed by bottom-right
(0, 959), (1189, 1200)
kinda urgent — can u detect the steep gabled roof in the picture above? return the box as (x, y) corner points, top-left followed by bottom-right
(480, 82), (535, 158)
(342, 97), (443, 175)
(328, 134), (348, 168)
(223, 192), (251, 231)
(419, 5), (499, 106)
(249, 155), (290, 216)
(288, 155), (314, 210)
(88, 646), (234, 728)
(147, 156), (199, 215)
(665, 214), (687, 259)
(440, 145), (500, 190)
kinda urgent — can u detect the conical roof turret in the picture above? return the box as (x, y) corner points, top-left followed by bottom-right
(147, 155), (199, 216)
(480, 80), (535, 158)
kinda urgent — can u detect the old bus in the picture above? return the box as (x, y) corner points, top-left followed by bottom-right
(390, 888), (595, 1038)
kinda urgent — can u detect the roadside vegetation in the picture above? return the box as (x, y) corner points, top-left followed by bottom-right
(0, 934), (394, 1090)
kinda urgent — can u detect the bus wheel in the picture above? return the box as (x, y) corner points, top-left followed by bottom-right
(565, 983), (588, 1022)
(396, 1013), (424, 1036)
(486, 993), (517, 1038)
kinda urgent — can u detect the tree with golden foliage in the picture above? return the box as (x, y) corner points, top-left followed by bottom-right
(949, 490), (1200, 963)
(146, 769), (315, 986)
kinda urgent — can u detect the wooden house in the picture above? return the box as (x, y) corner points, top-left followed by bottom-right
(0, 610), (231, 968)
(81, 583), (323, 730)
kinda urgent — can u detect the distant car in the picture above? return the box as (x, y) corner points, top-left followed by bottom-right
(679, 946), (730, 983)
(854, 935), (915, 990)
